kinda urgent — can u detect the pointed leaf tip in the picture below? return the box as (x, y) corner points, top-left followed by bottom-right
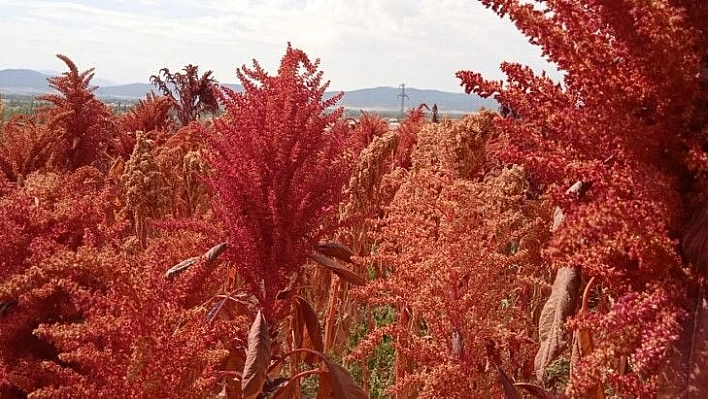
(309, 253), (366, 286)
(205, 296), (228, 324)
(205, 242), (228, 263)
(165, 256), (199, 280)
(317, 242), (355, 263)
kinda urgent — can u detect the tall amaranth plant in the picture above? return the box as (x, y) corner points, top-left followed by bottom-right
(457, 0), (707, 396)
(38, 55), (115, 171)
(150, 64), (220, 127)
(206, 44), (352, 319)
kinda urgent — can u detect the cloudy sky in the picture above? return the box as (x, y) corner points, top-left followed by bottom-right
(0, 0), (559, 92)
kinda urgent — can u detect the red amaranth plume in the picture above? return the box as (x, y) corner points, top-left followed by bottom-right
(205, 44), (352, 319)
(38, 55), (115, 171)
(457, 0), (706, 396)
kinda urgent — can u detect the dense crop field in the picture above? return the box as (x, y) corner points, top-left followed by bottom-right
(2, 1), (708, 398)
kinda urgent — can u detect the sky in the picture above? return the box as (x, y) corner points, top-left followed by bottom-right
(0, 0), (560, 92)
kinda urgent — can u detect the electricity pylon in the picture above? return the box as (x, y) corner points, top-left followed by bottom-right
(397, 83), (409, 118)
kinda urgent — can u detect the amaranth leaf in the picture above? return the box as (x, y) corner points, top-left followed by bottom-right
(165, 256), (199, 280)
(534, 266), (580, 381)
(658, 287), (708, 398)
(317, 242), (355, 263)
(242, 310), (271, 399)
(319, 357), (367, 399)
(204, 242), (228, 264)
(309, 253), (366, 286)
(295, 295), (324, 355)
(496, 365), (520, 399)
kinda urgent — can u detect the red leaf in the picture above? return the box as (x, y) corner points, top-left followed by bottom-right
(316, 372), (333, 399)
(206, 294), (251, 323)
(496, 366), (520, 399)
(320, 357), (367, 399)
(316, 242), (355, 263)
(309, 253), (366, 286)
(206, 296), (229, 324)
(295, 295), (324, 362)
(272, 378), (299, 399)
(242, 310), (271, 399)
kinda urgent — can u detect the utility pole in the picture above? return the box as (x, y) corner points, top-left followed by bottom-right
(397, 83), (409, 118)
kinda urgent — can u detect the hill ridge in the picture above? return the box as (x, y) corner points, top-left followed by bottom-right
(0, 68), (496, 112)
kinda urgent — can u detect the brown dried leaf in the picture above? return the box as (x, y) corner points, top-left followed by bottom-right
(309, 253), (367, 286)
(319, 357), (367, 399)
(291, 295), (323, 364)
(317, 242), (355, 263)
(204, 242), (227, 264)
(242, 310), (271, 399)
(451, 329), (464, 358)
(658, 288), (708, 398)
(292, 302), (304, 350)
(534, 267), (580, 381)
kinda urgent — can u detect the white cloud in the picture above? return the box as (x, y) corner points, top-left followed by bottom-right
(0, 0), (560, 91)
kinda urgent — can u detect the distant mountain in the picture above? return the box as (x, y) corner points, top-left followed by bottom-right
(95, 83), (155, 99)
(39, 69), (117, 87)
(0, 69), (54, 95)
(0, 69), (495, 112)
